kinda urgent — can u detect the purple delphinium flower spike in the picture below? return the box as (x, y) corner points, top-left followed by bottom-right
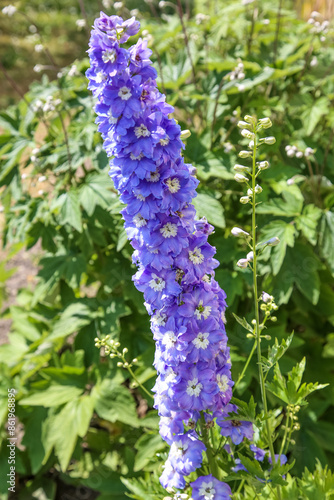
(86, 13), (249, 496)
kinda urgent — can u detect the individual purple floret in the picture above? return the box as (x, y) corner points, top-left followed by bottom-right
(191, 475), (232, 500)
(86, 13), (240, 496)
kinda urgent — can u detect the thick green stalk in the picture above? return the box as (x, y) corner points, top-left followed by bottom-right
(251, 137), (276, 466)
(200, 412), (221, 480)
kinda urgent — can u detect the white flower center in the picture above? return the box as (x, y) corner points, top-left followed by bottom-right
(135, 124), (150, 138)
(102, 49), (117, 63)
(166, 177), (181, 193)
(107, 109), (117, 124)
(163, 331), (177, 349)
(148, 170), (160, 182)
(133, 214), (147, 227)
(159, 137), (170, 146)
(160, 222), (178, 238)
(118, 86), (132, 101)
(151, 311), (167, 326)
(199, 481), (216, 500)
(192, 332), (209, 350)
(130, 152), (144, 161)
(217, 374), (229, 393)
(186, 377), (203, 397)
(95, 71), (107, 83)
(171, 440), (188, 457)
(135, 193), (146, 201)
(195, 300), (211, 320)
(165, 367), (177, 383)
(148, 274), (165, 292)
(189, 247), (204, 264)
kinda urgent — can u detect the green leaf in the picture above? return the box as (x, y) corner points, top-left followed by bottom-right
(296, 205), (322, 246)
(79, 172), (116, 216)
(262, 334), (294, 373)
(54, 191), (82, 232)
(92, 379), (140, 426)
(238, 454), (265, 479)
(257, 190), (303, 217)
(260, 220), (297, 275)
(232, 313), (253, 333)
(19, 384), (83, 407)
(323, 333), (334, 358)
(134, 433), (166, 471)
(301, 96), (329, 136)
(49, 302), (94, 340)
(193, 192), (225, 228)
(319, 211), (334, 274)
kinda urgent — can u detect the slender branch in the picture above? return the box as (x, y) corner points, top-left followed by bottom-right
(176, 0), (197, 85)
(200, 412), (221, 480)
(234, 339), (257, 389)
(127, 365), (154, 400)
(273, 0), (283, 66)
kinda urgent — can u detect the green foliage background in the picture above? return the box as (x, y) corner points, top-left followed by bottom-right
(0, 0), (334, 498)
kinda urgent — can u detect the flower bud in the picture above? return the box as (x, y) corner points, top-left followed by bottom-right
(248, 140), (255, 148)
(122, 347), (128, 354)
(258, 161), (269, 170)
(246, 251), (254, 261)
(237, 120), (251, 129)
(254, 184), (262, 194)
(258, 117), (272, 129)
(117, 362), (123, 367)
(240, 196), (250, 204)
(264, 136), (276, 145)
(271, 316), (277, 322)
(238, 150), (252, 158)
(267, 237), (280, 246)
(237, 258), (249, 268)
(241, 129), (255, 139)
(233, 164), (250, 173)
(262, 291), (273, 303)
(180, 129), (191, 140)
(231, 227), (249, 237)
(244, 115), (255, 124)
(251, 319), (256, 325)
(247, 188), (253, 196)
(234, 173), (249, 183)
(132, 358), (138, 363)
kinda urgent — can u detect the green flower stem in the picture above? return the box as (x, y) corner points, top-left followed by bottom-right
(251, 135), (277, 468)
(200, 412), (221, 480)
(234, 339), (257, 389)
(126, 364), (154, 401)
(279, 413), (290, 457)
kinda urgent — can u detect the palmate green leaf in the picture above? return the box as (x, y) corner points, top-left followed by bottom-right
(53, 190), (82, 232)
(262, 334), (294, 373)
(91, 378), (140, 427)
(121, 477), (159, 500)
(301, 96), (330, 136)
(230, 396), (257, 422)
(98, 298), (132, 337)
(298, 460), (334, 499)
(79, 172), (117, 216)
(296, 204), (322, 246)
(21, 407), (47, 475)
(49, 302), (95, 340)
(266, 359), (328, 405)
(43, 395), (94, 472)
(257, 190), (303, 217)
(260, 220), (297, 275)
(193, 192), (225, 228)
(134, 433), (166, 471)
(19, 384), (83, 407)
(238, 454), (265, 480)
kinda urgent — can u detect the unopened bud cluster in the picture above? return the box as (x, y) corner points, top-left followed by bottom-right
(94, 335), (137, 368)
(285, 144), (315, 158)
(307, 11), (329, 41)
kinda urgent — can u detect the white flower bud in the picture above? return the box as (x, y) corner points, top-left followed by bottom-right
(237, 120), (250, 129)
(258, 117), (272, 129)
(180, 129), (191, 140)
(310, 56), (318, 67)
(296, 151), (303, 158)
(254, 184), (262, 193)
(231, 227), (249, 237)
(305, 147), (315, 157)
(38, 175), (46, 182)
(234, 173), (249, 183)
(237, 258), (249, 268)
(241, 129), (255, 139)
(34, 44), (44, 53)
(246, 251), (254, 261)
(248, 140), (255, 148)
(233, 164), (249, 173)
(244, 115), (254, 123)
(122, 347), (128, 354)
(2, 5), (16, 16)
(247, 188), (253, 196)
(238, 150), (252, 158)
(264, 136), (276, 144)
(258, 161), (269, 170)
(240, 196), (251, 204)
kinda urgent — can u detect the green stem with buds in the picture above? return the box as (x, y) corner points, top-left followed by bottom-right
(126, 364), (154, 401)
(251, 134), (277, 467)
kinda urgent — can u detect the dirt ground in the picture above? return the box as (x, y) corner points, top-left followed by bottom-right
(0, 246), (39, 345)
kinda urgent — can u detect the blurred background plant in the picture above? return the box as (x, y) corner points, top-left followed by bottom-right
(0, 0), (333, 498)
